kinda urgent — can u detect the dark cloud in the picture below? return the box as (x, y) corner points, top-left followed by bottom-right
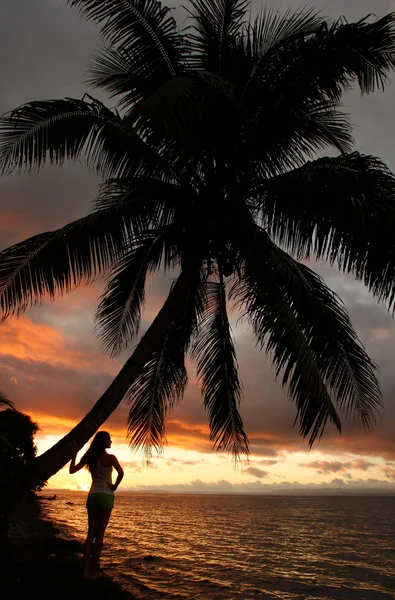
(300, 459), (375, 475)
(352, 459), (376, 471)
(0, 1), (102, 249)
(301, 460), (345, 474)
(250, 447), (283, 458)
(0, 0), (99, 112)
(122, 461), (143, 473)
(0, 349), (114, 420)
(163, 457), (203, 467)
(257, 459), (282, 466)
(330, 478), (345, 486)
(0, 166), (100, 250)
(243, 467), (268, 479)
(380, 466), (395, 480)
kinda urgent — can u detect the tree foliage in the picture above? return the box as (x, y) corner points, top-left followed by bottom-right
(0, 408), (43, 491)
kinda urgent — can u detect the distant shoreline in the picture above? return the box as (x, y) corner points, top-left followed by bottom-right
(44, 488), (395, 496)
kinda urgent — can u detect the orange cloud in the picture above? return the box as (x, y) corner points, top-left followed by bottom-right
(0, 314), (117, 374)
(318, 431), (395, 461)
(370, 327), (392, 342)
(380, 466), (395, 480)
(29, 412), (130, 443)
(28, 412), (80, 436)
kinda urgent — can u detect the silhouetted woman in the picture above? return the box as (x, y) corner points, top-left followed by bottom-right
(69, 431), (124, 579)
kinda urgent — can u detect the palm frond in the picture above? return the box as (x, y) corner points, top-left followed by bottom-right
(0, 392), (14, 410)
(127, 267), (207, 459)
(232, 230), (382, 443)
(267, 244), (382, 430)
(250, 6), (323, 57)
(95, 176), (181, 221)
(243, 6), (323, 90)
(242, 12), (395, 175)
(231, 230), (341, 445)
(88, 45), (147, 109)
(185, 0), (250, 73)
(254, 152), (395, 308)
(191, 277), (248, 458)
(68, 0), (183, 79)
(0, 96), (161, 178)
(328, 12), (395, 95)
(245, 11), (395, 105)
(95, 233), (165, 356)
(95, 178), (191, 268)
(0, 200), (149, 320)
(247, 100), (353, 176)
(126, 333), (187, 461)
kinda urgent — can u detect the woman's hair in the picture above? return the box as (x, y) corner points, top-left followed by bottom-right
(82, 431), (110, 473)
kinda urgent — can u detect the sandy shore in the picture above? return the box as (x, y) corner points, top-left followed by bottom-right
(1, 499), (135, 600)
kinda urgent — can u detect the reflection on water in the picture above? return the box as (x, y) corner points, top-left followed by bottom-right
(42, 493), (395, 599)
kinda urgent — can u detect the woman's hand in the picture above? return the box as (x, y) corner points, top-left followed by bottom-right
(69, 442), (86, 474)
(108, 483), (117, 492)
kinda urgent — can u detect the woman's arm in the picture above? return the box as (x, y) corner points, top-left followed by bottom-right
(69, 441), (86, 474)
(110, 455), (124, 491)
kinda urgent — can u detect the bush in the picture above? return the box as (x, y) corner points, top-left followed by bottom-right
(0, 409), (44, 553)
(0, 409), (42, 485)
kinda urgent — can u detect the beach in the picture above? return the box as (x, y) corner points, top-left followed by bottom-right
(1, 498), (135, 600)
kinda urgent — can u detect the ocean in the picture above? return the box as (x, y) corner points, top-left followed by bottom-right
(42, 492), (395, 599)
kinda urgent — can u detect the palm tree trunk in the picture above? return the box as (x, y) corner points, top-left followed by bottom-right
(33, 263), (200, 484)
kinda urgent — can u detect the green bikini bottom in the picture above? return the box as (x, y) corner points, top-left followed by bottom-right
(86, 492), (114, 510)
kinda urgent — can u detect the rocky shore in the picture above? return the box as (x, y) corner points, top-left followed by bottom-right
(1, 498), (135, 600)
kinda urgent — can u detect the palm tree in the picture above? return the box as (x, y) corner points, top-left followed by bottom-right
(0, 392), (14, 452)
(1, 0), (395, 484)
(0, 393), (13, 410)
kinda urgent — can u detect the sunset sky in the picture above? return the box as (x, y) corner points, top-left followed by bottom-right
(1, 0), (395, 494)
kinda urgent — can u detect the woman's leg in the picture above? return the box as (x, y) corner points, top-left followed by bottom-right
(83, 509), (97, 579)
(91, 508), (112, 575)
